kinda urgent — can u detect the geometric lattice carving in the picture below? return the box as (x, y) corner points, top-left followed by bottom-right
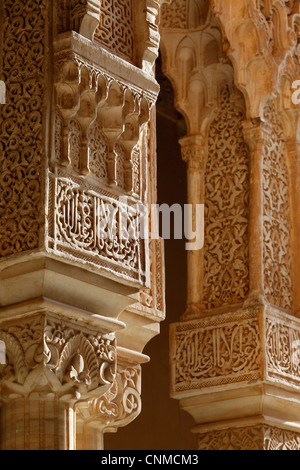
(262, 101), (293, 311)
(203, 85), (250, 309)
(94, 0), (134, 62)
(161, 0), (209, 29)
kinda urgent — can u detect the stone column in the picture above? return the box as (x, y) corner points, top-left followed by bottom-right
(0, 0), (164, 449)
(180, 135), (205, 319)
(242, 118), (270, 305)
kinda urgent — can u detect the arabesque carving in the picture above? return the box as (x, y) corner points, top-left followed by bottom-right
(94, 0), (134, 62)
(262, 100), (293, 311)
(171, 308), (261, 394)
(0, 0), (164, 450)
(0, 0), (47, 258)
(203, 84), (250, 309)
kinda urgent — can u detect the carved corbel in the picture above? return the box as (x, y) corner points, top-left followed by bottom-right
(76, 363), (142, 449)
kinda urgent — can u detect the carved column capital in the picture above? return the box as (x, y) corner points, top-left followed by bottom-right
(242, 118), (271, 151)
(0, 312), (116, 403)
(179, 135), (205, 170)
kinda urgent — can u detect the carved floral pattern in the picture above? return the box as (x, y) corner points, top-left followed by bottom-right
(88, 121), (108, 180)
(262, 101), (292, 311)
(0, 0), (47, 257)
(69, 119), (82, 172)
(0, 314), (116, 398)
(203, 85), (250, 309)
(86, 365), (141, 424)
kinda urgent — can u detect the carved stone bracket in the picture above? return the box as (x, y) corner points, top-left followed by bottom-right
(76, 363), (142, 449)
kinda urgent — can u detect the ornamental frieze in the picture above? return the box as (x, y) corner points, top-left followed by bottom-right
(171, 308), (262, 394)
(47, 173), (149, 284)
